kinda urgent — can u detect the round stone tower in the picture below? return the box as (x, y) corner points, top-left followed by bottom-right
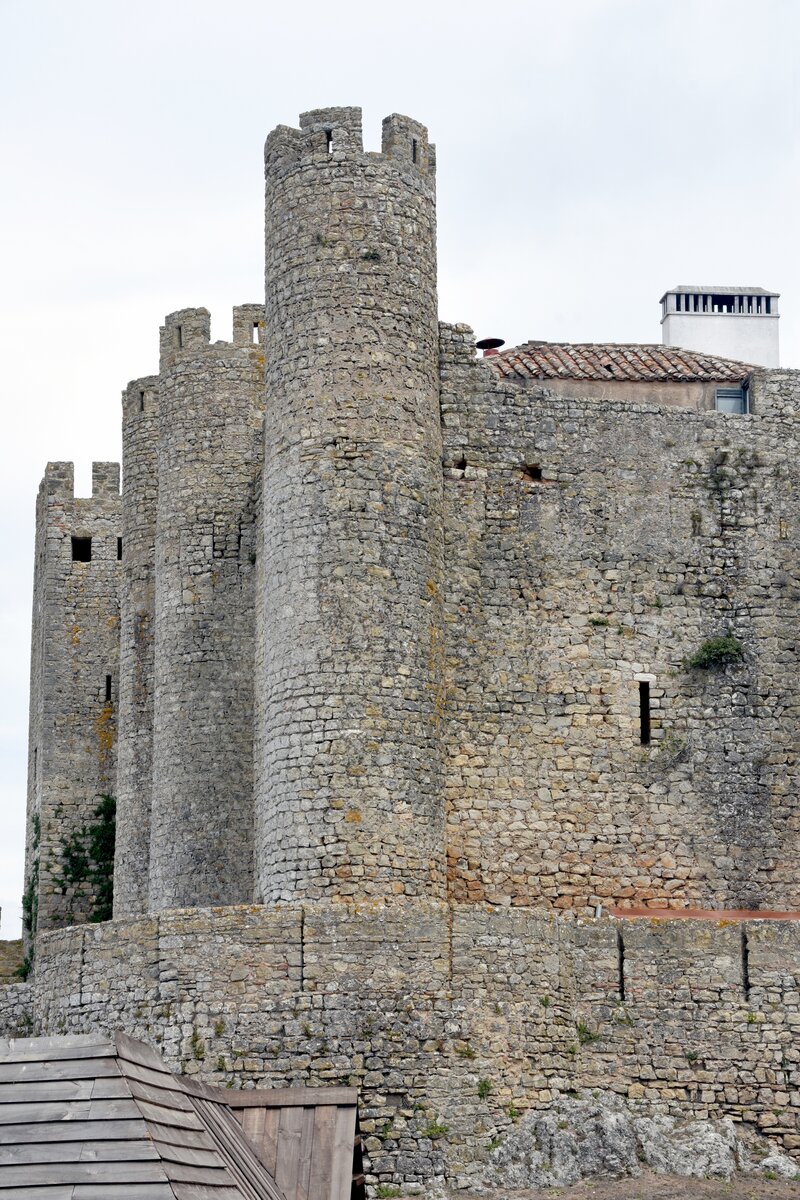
(114, 373), (160, 918)
(257, 107), (446, 903)
(148, 306), (265, 911)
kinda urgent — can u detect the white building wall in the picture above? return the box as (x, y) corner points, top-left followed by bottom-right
(662, 311), (779, 367)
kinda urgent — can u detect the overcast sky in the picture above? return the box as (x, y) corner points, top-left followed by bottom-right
(1, 0), (798, 937)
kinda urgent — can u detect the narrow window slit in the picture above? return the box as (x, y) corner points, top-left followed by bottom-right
(412, 138), (418, 163)
(639, 681), (651, 745)
(105, 675), (112, 702)
(325, 129), (333, 155)
(117, 537), (123, 560)
(139, 391), (145, 412)
(617, 930), (626, 1001)
(252, 322), (259, 344)
(741, 928), (751, 999)
(176, 325), (183, 348)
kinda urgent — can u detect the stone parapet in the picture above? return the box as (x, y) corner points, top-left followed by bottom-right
(29, 902), (800, 1184)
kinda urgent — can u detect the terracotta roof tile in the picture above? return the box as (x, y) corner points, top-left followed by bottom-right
(489, 342), (753, 384)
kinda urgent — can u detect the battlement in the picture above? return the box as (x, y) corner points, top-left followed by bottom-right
(158, 308), (210, 370)
(92, 462), (120, 497)
(264, 107), (435, 178)
(122, 375), (159, 420)
(40, 461), (121, 501)
(41, 462), (74, 498)
(232, 303), (265, 347)
(158, 305), (265, 370)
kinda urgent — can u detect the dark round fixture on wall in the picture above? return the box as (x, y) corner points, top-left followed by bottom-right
(476, 337), (505, 357)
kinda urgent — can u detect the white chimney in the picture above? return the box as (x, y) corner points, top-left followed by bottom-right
(660, 286), (779, 367)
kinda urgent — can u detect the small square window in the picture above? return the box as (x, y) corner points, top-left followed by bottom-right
(715, 387), (747, 414)
(71, 537), (92, 562)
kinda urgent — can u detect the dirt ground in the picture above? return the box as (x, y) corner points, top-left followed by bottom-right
(466, 1177), (800, 1200)
(0, 940), (23, 983)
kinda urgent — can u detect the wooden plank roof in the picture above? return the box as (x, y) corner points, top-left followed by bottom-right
(0, 1033), (361, 1200)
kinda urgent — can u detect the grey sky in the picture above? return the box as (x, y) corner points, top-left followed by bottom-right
(1, 0), (797, 936)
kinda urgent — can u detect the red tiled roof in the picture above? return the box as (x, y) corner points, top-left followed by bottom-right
(489, 342), (754, 384)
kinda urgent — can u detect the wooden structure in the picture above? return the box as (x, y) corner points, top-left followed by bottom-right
(0, 1032), (362, 1200)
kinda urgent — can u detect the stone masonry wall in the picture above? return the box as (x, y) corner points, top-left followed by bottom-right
(258, 109), (446, 904)
(114, 373), (160, 918)
(147, 305), (265, 911)
(0, 983), (33, 1038)
(25, 462), (121, 936)
(440, 324), (800, 914)
(29, 902), (800, 1188)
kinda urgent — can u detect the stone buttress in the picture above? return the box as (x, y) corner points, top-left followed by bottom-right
(146, 306), (265, 910)
(257, 108), (446, 901)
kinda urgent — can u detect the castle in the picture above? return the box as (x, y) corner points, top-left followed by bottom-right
(4, 108), (800, 1188)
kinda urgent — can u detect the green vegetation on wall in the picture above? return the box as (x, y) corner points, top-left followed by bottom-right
(686, 636), (745, 671)
(59, 795), (116, 922)
(18, 813), (40, 978)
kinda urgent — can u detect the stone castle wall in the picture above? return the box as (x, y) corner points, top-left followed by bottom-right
(21, 903), (800, 1187)
(16, 107), (800, 1193)
(24, 462), (121, 936)
(147, 305), (265, 911)
(439, 324), (800, 913)
(0, 982), (32, 1038)
(26, 109), (800, 924)
(114, 372), (160, 917)
(258, 108), (446, 905)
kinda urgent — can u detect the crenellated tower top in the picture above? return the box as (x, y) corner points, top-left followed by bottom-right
(264, 106), (435, 178)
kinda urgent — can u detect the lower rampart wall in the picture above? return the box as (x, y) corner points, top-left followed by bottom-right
(25, 901), (800, 1187)
(0, 982), (33, 1038)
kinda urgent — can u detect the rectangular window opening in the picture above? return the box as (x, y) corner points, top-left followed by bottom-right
(617, 930), (626, 1001)
(105, 675), (112, 702)
(139, 390), (145, 412)
(639, 681), (651, 745)
(176, 324), (183, 348)
(412, 137), (418, 163)
(117, 537), (123, 560)
(715, 387), (747, 415)
(325, 129), (333, 155)
(71, 536), (92, 562)
(741, 928), (751, 999)
(252, 322), (259, 344)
